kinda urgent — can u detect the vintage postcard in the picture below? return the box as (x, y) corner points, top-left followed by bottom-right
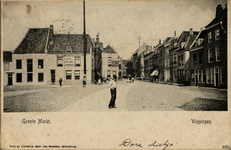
(1, 0), (230, 149)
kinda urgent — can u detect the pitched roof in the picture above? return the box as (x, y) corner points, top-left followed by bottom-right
(205, 7), (227, 28)
(3, 51), (12, 62)
(103, 45), (116, 53)
(14, 28), (49, 54)
(177, 31), (199, 49)
(48, 34), (92, 54)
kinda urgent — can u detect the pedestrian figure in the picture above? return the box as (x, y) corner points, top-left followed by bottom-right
(59, 78), (62, 86)
(83, 76), (86, 87)
(132, 77), (134, 83)
(98, 78), (101, 85)
(108, 75), (117, 109)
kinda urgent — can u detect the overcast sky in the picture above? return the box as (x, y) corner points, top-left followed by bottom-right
(3, 0), (227, 59)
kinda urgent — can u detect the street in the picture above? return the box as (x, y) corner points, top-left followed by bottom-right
(4, 80), (227, 112)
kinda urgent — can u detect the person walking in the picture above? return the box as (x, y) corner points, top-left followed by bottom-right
(59, 78), (62, 86)
(108, 75), (117, 109)
(83, 76), (86, 87)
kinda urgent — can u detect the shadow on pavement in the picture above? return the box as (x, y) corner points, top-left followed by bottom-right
(176, 98), (227, 111)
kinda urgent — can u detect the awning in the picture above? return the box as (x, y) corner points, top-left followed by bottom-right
(150, 70), (158, 76)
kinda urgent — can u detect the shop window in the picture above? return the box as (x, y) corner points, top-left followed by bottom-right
(66, 70), (72, 80)
(75, 70), (80, 80)
(215, 46), (220, 61)
(202, 70), (206, 83)
(198, 70), (201, 83)
(27, 73), (33, 82)
(206, 68), (210, 84)
(215, 29), (220, 40)
(4, 62), (9, 71)
(208, 32), (212, 43)
(16, 73), (22, 82)
(38, 59), (44, 69)
(57, 56), (63, 67)
(16, 60), (22, 69)
(38, 73), (44, 82)
(75, 56), (81, 67)
(210, 68), (214, 84)
(220, 67), (225, 85)
(27, 59), (33, 72)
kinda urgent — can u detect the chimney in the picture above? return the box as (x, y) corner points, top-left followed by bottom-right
(50, 25), (54, 36)
(49, 25), (54, 44)
(96, 34), (100, 43)
(174, 31), (176, 38)
(216, 4), (223, 19)
(159, 39), (161, 44)
(190, 28), (193, 35)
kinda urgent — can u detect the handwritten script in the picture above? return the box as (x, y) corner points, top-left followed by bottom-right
(119, 139), (174, 150)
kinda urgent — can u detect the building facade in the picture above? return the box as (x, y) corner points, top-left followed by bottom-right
(101, 45), (120, 80)
(5, 25), (94, 86)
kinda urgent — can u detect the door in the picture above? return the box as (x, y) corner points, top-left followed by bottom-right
(8, 74), (12, 85)
(51, 70), (55, 83)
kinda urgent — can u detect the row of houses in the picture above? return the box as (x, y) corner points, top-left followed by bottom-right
(3, 25), (132, 86)
(132, 4), (227, 88)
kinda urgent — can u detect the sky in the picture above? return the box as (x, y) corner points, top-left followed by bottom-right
(2, 0), (227, 59)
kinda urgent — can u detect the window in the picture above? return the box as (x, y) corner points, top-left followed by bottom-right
(193, 54), (197, 66)
(215, 46), (220, 61)
(66, 70), (72, 80)
(113, 70), (116, 75)
(119, 64), (121, 69)
(38, 73), (44, 82)
(27, 59), (33, 72)
(208, 31), (212, 43)
(38, 59), (44, 69)
(198, 70), (201, 83)
(16, 60), (22, 69)
(191, 72), (195, 83)
(16, 73), (22, 82)
(206, 68), (210, 84)
(199, 53), (202, 65)
(215, 29), (220, 40)
(75, 70), (80, 80)
(4, 62), (9, 71)
(202, 70), (205, 83)
(66, 46), (72, 53)
(208, 49), (213, 63)
(181, 55), (184, 66)
(178, 56), (181, 66)
(75, 56), (81, 67)
(57, 56), (63, 67)
(108, 57), (112, 67)
(210, 68), (214, 84)
(27, 73), (33, 82)
(107, 70), (111, 78)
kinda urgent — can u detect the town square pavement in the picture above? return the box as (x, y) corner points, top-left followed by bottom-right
(3, 80), (227, 112)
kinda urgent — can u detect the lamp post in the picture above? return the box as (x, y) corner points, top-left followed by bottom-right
(83, 0), (87, 87)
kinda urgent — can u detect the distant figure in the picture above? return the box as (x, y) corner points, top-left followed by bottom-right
(98, 78), (101, 85)
(83, 76), (86, 87)
(108, 75), (117, 109)
(59, 78), (62, 86)
(132, 77), (134, 83)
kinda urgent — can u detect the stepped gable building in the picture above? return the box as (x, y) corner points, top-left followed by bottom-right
(8, 25), (94, 86)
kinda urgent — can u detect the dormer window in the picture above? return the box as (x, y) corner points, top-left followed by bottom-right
(66, 46), (72, 53)
(208, 32), (212, 43)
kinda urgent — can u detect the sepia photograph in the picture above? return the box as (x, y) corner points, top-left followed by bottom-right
(1, 0), (230, 149)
